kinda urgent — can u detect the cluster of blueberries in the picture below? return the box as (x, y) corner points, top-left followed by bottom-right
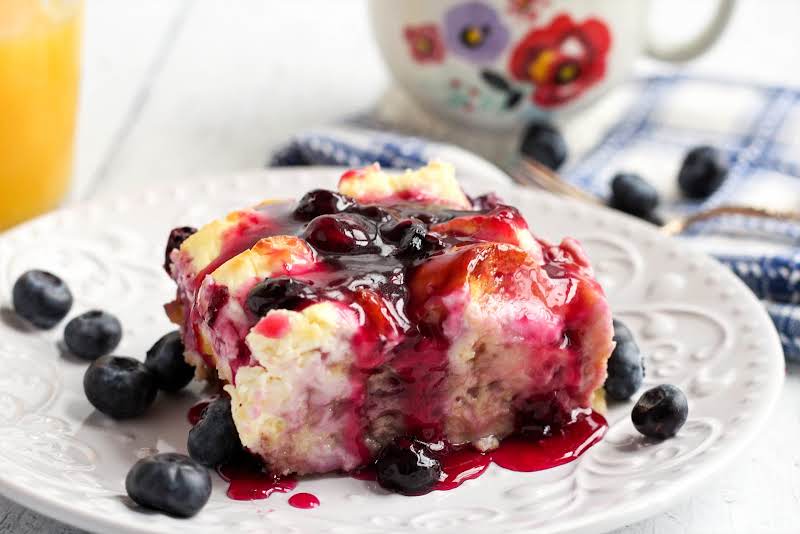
(11, 270), (219, 518)
(294, 188), (449, 259)
(520, 122), (729, 221)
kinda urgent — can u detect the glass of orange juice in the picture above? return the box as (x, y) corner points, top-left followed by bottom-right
(0, 0), (82, 231)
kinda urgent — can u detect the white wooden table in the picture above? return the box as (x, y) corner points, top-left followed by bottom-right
(3, 1), (800, 532)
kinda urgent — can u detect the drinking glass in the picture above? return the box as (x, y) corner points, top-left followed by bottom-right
(0, 0), (82, 230)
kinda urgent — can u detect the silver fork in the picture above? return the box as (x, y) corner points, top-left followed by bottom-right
(511, 158), (800, 236)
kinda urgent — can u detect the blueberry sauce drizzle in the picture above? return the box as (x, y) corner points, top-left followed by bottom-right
(211, 409), (607, 501)
(226, 195), (524, 443)
(356, 409), (606, 492)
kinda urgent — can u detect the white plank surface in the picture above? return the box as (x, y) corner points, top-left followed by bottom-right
(90, 0), (389, 195)
(71, 0), (191, 199)
(3, 0), (800, 532)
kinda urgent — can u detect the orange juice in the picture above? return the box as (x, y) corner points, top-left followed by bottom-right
(0, 0), (82, 230)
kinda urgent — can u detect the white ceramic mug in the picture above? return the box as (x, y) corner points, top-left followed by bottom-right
(369, 0), (735, 130)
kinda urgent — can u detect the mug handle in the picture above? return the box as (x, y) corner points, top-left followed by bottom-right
(645, 0), (736, 62)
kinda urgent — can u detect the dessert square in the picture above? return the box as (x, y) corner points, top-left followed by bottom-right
(166, 162), (614, 476)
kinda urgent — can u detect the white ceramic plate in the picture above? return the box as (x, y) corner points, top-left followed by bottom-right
(0, 168), (783, 534)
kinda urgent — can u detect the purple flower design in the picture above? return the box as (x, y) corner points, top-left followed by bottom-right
(443, 2), (510, 63)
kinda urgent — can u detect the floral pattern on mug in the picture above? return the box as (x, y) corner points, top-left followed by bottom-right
(507, 0), (549, 20)
(509, 14), (611, 108)
(404, 24), (446, 63)
(443, 2), (510, 63)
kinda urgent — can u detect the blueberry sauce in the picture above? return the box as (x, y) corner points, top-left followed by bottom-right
(435, 447), (491, 490)
(193, 205), (297, 287)
(288, 493), (320, 509)
(488, 410), (607, 471)
(357, 409), (606, 493)
(217, 458), (297, 501)
(212, 409), (606, 500)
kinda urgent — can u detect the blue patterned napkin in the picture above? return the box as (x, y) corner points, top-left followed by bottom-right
(272, 75), (800, 361)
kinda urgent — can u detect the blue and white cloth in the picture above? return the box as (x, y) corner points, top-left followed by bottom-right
(272, 75), (800, 361)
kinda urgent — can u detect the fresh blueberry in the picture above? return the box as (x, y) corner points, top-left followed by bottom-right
(519, 121), (568, 170)
(83, 356), (158, 419)
(609, 173), (660, 218)
(302, 214), (374, 254)
(164, 226), (197, 273)
(12, 270), (73, 329)
(64, 310), (123, 361)
(125, 453), (211, 518)
(605, 337), (645, 401)
(294, 189), (355, 221)
(678, 146), (728, 199)
(612, 318), (633, 343)
(632, 384), (688, 440)
(246, 277), (314, 317)
(187, 397), (241, 467)
(375, 437), (442, 495)
(145, 331), (194, 392)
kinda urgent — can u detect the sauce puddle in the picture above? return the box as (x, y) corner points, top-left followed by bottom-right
(354, 410), (607, 491)
(288, 492), (320, 509)
(195, 406), (607, 505)
(218, 458), (297, 501)
(491, 410), (607, 472)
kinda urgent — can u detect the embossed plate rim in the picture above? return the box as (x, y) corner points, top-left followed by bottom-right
(0, 167), (784, 534)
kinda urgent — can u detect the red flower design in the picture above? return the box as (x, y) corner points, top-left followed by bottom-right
(404, 24), (446, 64)
(509, 14), (611, 108)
